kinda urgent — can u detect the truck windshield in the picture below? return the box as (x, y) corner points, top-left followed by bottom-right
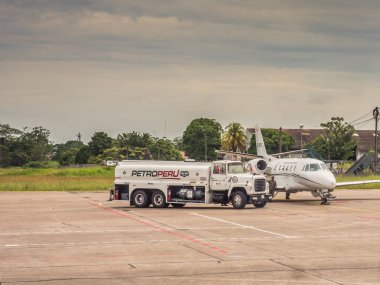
(228, 163), (245, 174)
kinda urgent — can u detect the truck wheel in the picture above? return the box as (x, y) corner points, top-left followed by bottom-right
(171, 203), (185, 208)
(253, 200), (267, 208)
(151, 191), (168, 208)
(231, 191), (247, 209)
(133, 190), (149, 208)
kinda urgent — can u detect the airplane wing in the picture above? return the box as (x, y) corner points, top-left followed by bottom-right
(272, 149), (307, 158)
(336, 180), (380, 187)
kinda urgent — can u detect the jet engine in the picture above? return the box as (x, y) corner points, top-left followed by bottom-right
(247, 159), (267, 174)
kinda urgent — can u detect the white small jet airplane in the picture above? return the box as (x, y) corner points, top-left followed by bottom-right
(247, 126), (380, 204)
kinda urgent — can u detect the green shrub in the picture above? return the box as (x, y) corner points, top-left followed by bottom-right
(23, 161), (48, 168)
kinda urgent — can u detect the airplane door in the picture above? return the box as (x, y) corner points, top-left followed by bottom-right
(210, 163), (228, 191)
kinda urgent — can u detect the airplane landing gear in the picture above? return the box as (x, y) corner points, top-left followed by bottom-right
(314, 190), (336, 205)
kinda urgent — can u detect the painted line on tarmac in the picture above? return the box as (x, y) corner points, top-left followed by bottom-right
(88, 201), (227, 254)
(190, 213), (292, 238)
(0, 226), (245, 236)
(0, 228), (161, 236)
(3, 233), (380, 248)
(358, 215), (380, 221)
(333, 205), (380, 214)
(0, 240), (182, 248)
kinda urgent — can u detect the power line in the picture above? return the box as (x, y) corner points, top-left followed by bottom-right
(355, 120), (373, 129)
(352, 117), (374, 127)
(349, 111), (373, 124)
(352, 117), (374, 126)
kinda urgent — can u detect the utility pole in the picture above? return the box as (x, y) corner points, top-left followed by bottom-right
(200, 126), (207, 161)
(300, 124), (304, 149)
(164, 119), (167, 138)
(374, 107), (379, 174)
(327, 137), (331, 166)
(279, 127), (283, 153)
(205, 134), (207, 161)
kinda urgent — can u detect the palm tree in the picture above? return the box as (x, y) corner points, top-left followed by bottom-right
(222, 122), (247, 152)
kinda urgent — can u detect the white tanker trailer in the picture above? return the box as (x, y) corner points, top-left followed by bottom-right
(112, 159), (271, 209)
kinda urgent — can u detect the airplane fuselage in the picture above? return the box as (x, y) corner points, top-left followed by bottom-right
(266, 158), (336, 192)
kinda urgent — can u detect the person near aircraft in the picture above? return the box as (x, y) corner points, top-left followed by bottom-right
(268, 176), (277, 196)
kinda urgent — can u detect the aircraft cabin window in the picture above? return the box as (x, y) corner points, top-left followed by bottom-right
(309, 163), (321, 171)
(304, 164), (309, 171)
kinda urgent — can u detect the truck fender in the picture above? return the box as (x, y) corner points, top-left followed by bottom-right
(228, 187), (247, 200)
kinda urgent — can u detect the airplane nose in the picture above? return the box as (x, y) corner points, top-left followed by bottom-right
(325, 173), (336, 189)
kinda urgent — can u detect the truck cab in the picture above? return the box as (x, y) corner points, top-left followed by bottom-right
(209, 161), (270, 209)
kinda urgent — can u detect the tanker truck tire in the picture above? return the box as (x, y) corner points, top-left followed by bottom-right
(171, 203), (185, 208)
(133, 190), (149, 208)
(253, 200), (267, 208)
(152, 190), (169, 208)
(231, 191), (247, 209)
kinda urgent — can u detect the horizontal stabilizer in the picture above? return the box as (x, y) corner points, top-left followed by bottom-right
(336, 180), (380, 187)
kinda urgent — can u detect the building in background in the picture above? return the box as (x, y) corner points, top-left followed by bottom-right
(245, 128), (379, 161)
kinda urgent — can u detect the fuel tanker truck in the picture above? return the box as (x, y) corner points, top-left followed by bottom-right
(112, 159), (271, 209)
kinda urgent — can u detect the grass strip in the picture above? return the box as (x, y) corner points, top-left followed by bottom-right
(0, 166), (114, 191)
(0, 176), (113, 191)
(1, 167), (380, 191)
(0, 167), (114, 177)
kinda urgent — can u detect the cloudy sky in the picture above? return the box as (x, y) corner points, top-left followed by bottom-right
(1, 0), (379, 143)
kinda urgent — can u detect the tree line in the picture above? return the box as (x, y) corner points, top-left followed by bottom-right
(0, 117), (356, 167)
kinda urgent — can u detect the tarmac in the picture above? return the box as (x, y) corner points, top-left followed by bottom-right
(1, 190), (380, 284)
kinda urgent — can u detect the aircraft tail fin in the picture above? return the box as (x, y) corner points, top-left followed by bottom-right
(255, 125), (268, 158)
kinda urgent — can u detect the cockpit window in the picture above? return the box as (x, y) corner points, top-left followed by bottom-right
(309, 163), (321, 171)
(321, 163), (329, 170)
(304, 164), (309, 171)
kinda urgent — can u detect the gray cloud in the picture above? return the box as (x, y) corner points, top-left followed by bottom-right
(0, 1), (379, 142)
(2, 0), (380, 69)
